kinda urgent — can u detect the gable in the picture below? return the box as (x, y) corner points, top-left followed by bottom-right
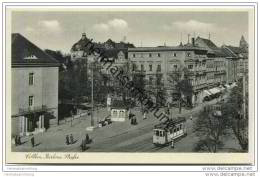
(12, 33), (59, 67)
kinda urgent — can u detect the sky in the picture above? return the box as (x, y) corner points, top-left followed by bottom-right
(12, 10), (248, 54)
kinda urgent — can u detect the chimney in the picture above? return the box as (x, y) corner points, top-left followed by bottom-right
(82, 32), (86, 40)
(192, 38), (195, 46)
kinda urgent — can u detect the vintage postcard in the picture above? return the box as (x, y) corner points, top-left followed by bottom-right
(4, 4), (255, 165)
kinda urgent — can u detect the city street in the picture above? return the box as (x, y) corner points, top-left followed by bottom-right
(12, 96), (241, 153)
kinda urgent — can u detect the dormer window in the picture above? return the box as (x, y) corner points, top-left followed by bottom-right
(173, 53), (177, 57)
(24, 55), (38, 59)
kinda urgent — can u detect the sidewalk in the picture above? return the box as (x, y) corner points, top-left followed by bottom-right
(12, 96), (240, 152)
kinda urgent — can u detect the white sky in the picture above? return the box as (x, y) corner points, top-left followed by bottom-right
(12, 11), (248, 54)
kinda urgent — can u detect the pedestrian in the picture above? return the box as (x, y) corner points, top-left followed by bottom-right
(70, 134), (74, 144)
(14, 135), (18, 146)
(66, 135), (70, 145)
(143, 110), (147, 120)
(30, 136), (35, 148)
(81, 139), (86, 151)
(17, 136), (21, 145)
(85, 133), (89, 144)
(171, 139), (175, 149)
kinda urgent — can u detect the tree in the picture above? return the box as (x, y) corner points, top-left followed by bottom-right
(168, 66), (193, 113)
(193, 105), (228, 152)
(221, 78), (248, 151)
(131, 63), (147, 110)
(44, 49), (70, 71)
(154, 71), (166, 106)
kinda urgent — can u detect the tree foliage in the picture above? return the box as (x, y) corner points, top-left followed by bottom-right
(221, 78), (248, 151)
(193, 106), (228, 152)
(168, 66), (193, 113)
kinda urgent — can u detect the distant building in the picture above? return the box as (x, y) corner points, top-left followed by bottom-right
(70, 33), (135, 62)
(239, 35), (249, 51)
(195, 37), (229, 85)
(70, 33), (134, 98)
(11, 33), (59, 137)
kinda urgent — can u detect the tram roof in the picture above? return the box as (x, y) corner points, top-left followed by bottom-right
(154, 117), (186, 130)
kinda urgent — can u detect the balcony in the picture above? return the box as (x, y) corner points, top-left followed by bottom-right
(19, 105), (47, 115)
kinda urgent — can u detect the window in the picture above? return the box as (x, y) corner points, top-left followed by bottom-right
(173, 53), (177, 57)
(173, 65), (178, 70)
(149, 64), (153, 71)
(29, 73), (34, 85)
(29, 96), (34, 107)
(158, 53), (161, 57)
(149, 53), (152, 57)
(157, 64), (161, 72)
(133, 64), (137, 71)
(149, 76), (153, 85)
(186, 52), (191, 57)
(133, 54), (136, 58)
(141, 64), (144, 71)
(155, 130), (159, 136)
(188, 65), (193, 69)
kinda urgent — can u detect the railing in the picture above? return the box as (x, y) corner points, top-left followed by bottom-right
(19, 105), (47, 114)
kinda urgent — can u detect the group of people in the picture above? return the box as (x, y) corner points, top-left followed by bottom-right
(65, 134), (75, 145)
(80, 133), (92, 151)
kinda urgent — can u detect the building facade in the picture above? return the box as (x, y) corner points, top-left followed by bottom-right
(128, 39), (211, 105)
(11, 33), (59, 137)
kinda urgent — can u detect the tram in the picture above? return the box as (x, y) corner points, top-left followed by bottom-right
(153, 117), (187, 146)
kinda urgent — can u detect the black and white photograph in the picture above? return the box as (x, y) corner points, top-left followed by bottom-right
(10, 9), (250, 154)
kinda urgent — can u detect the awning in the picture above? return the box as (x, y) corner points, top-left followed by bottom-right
(208, 87), (221, 95)
(218, 86), (226, 91)
(203, 90), (212, 96)
(224, 84), (230, 88)
(230, 82), (238, 88)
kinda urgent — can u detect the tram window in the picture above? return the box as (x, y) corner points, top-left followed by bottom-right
(174, 129), (176, 133)
(180, 124), (182, 129)
(159, 131), (164, 137)
(155, 130), (159, 136)
(177, 127), (179, 131)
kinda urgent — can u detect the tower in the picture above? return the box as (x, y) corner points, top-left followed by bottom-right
(240, 35), (248, 50)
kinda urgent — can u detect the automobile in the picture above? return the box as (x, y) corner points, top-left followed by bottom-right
(98, 120), (107, 127)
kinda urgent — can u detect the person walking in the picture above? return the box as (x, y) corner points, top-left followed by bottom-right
(17, 136), (21, 145)
(66, 135), (70, 145)
(70, 134), (74, 144)
(171, 139), (175, 149)
(85, 133), (89, 144)
(30, 136), (35, 148)
(143, 110), (147, 120)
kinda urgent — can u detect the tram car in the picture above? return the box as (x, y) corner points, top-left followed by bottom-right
(153, 117), (187, 145)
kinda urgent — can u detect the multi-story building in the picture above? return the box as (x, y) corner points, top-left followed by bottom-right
(128, 39), (210, 105)
(11, 33), (59, 137)
(70, 33), (133, 99)
(195, 37), (229, 86)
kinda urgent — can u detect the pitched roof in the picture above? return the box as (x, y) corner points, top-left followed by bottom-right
(12, 33), (59, 67)
(195, 37), (218, 49)
(223, 45), (248, 58)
